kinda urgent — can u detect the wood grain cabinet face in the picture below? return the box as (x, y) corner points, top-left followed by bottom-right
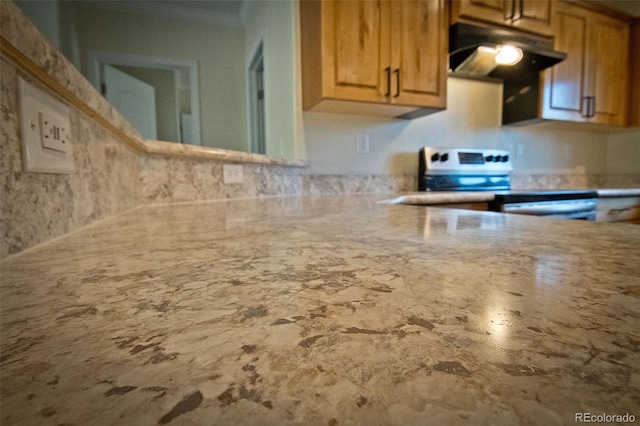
(300, 0), (447, 115)
(513, 0), (554, 35)
(451, 0), (553, 36)
(391, 0), (447, 107)
(542, 1), (630, 126)
(588, 14), (630, 124)
(452, 0), (514, 27)
(327, 0), (390, 104)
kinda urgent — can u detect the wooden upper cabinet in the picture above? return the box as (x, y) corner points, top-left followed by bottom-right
(513, 0), (554, 35)
(451, 0), (513, 26)
(451, 0), (553, 36)
(326, 1), (390, 104)
(391, 0), (448, 107)
(300, 0), (447, 118)
(541, 3), (588, 122)
(542, 1), (630, 126)
(588, 13), (630, 125)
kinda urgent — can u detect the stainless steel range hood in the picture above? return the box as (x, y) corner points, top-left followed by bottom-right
(449, 23), (567, 125)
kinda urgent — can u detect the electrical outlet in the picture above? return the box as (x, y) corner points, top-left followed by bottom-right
(223, 164), (243, 184)
(18, 77), (73, 173)
(39, 111), (71, 152)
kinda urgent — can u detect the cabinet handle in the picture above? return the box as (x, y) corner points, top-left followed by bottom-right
(582, 96), (591, 117)
(507, 0), (518, 20)
(582, 96), (596, 118)
(394, 68), (400, 98)
(385, 67), (391, 97)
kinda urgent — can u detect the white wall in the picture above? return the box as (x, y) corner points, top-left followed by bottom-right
(13, 0), (60, 47)
(303, 77), (639, 176)
(606, 132), (640, 174)
(73, 6), (247, 151)
(16, 0), (83, 72)
(244, 0), (298, 159)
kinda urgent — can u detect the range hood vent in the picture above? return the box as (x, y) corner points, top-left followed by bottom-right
(449, 23), (567, 125)
(450, 23), (566, 78)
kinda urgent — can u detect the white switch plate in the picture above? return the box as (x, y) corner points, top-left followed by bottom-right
(223, 164), (243, 184)
(18, 77), (73, 174)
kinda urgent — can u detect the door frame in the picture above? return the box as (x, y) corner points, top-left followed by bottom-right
(247, 42), (266, 155)
(88, 50), (202, 145)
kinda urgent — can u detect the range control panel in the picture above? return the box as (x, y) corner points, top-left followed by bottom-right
(419, 147), (513, 176)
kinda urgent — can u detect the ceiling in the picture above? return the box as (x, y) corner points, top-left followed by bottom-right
(151, 0), (246, 15)
(78, 0), (640, 26)
(77, 0), (249, 27)
(589, 0), (640, 17)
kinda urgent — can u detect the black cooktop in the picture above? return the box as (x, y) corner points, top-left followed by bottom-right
(492, 190), (599, 204)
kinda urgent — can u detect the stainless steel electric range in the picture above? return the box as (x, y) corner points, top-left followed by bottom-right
(418, 147), (598, 220)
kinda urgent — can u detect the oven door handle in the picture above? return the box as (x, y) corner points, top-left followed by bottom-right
(500, 200), (598, 216)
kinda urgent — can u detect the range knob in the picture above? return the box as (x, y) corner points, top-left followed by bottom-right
(431, 153), (440, 162)
(441, 153), (449, 162)
(501, 155), (509, 162)
(485, 155), (494, 162)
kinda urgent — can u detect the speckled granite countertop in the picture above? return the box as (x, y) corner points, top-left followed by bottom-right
(390, 189), (640, 205)
(1, 195), (639, 425)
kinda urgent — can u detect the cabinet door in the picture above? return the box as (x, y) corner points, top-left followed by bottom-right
(391, 0), (447, 108)
(512, 0), (553, 35)
(586, 13), (629, 125)
(542, 2), (630, 126)
(452, 0), (513, 26)
(321, 0), (390, 103)
(542, 3), (589, 122)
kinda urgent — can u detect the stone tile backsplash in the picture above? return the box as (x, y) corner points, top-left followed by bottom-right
(139, 156), (304, 203)
(1, 60), (142, 258)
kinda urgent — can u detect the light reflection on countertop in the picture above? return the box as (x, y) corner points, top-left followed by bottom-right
(535, 255), (567, 287)
(421, 208), (508, 236)
(1, 195), (639, 425)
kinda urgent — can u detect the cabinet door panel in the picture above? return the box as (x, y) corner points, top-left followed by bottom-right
(454, 0), (512, 26)
(542, 2), (630, 126)
(326, 0), (389, 102)
(392, 0), (446, 107)
(512, 0), (553, 35)
(587, 16), (629, 125)
(542, 7), (587, 121)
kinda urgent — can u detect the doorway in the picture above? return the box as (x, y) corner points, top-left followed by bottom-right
(88, 51), (201, 145)
(103, 64), (158, 140)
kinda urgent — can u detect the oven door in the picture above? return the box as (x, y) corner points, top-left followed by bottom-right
(497, 199), (598, 220)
